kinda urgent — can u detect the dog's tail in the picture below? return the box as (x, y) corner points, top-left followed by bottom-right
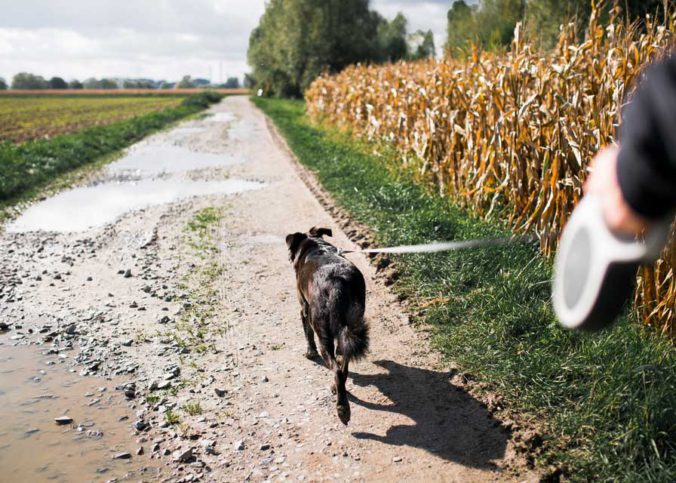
(338, 321), (370, 362)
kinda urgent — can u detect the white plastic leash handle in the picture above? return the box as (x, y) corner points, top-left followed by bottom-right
(553, 195), (670, 331)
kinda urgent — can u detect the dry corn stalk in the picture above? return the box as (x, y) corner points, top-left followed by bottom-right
(306, 9), (675, 336)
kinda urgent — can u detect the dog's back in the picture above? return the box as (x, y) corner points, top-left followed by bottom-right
(295, 237), (369, 360)
(306, 244), (368, 361)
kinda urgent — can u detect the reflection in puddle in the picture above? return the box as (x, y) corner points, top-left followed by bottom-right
(8, 178), (264, 233)
(109, 145), (238, 176)
(0, 345), (159, 482)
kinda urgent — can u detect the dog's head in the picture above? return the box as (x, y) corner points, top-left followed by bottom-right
(308, 226), (332, 238)
(286, 227), (333, 262)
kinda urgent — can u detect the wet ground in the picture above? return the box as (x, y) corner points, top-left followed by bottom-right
(8, 119), (263, 234)
(0, 344), (160, 482)
(0, 105), (265, 482)
(0, 97), (536, 482)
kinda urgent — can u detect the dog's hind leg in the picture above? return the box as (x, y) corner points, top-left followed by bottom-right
(318, 338), (351, 425)
(335, 357), (351, 425)
(301, 301), (319, 360)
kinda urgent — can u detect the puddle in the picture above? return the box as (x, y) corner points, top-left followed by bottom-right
(0, 345), (160, 482)
(8, 178), (263, 233)
(7, 107), (268, 233)
(109, 145), (238, 176)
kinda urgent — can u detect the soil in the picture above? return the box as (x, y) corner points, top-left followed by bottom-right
(0, 96), (540, 482)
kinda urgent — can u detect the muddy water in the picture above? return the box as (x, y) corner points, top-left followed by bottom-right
(109, 145), (239, 176)
(8, 178), (263, 233)
(6, 111), (266, 234)
(0, 344), (159, 482)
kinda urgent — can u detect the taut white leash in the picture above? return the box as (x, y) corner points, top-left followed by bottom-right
(338, 235), (536, 256)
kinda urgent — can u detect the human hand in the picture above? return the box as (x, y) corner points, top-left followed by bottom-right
(584, 145), (649, 235)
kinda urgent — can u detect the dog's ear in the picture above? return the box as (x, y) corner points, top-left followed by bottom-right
(285, 232), (307, 261)
(309, 226), (332, 238)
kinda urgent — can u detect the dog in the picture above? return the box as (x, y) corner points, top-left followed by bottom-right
(286, 226), (369, 425)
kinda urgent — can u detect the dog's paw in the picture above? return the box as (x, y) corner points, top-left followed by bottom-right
(337, 404), (350, 425)
(304, 349), (319, 360)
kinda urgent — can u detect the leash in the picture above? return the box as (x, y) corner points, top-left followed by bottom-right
(338, 235), (536, 256)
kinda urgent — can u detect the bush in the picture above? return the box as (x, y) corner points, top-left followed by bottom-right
(181, 91), (223, 108)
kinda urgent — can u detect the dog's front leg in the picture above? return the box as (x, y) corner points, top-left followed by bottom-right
(301, 302), (319, 360)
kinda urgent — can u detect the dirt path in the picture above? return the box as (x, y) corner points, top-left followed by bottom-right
(0, 97), (537, 482)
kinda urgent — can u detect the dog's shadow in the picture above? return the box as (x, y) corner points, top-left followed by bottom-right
(349, 360), (509, 470)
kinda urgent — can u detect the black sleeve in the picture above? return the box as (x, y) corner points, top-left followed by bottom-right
(616, 53), (676, 220)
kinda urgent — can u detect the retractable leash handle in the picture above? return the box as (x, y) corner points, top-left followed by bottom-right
(553, 195), (671, 331)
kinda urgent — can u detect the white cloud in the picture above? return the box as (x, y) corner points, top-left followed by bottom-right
(0, 0), (267, 82)
(0, 1), (452, 83)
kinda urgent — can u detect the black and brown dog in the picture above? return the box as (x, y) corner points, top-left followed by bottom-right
(286, 226), (369, 425)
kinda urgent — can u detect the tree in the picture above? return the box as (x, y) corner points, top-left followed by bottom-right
(446, 0), (475, 56)
(177, 75), (194, 88)
(123, 79), (154, 89)
(248, 0), (383, 97)
(224, 77), (240, 89)
(48, 77), (68, 89)
(243, 73), (256, 89)
(11, 72), (48, 89)
(376, 12), (409, 62)
(0, 78), (7, 90)
(447, 0), (670, 55)
(69, 79), (83, 89)
(83, 78), (101, 89)
(445, 0), (526, 55)
(99, 79), (118, 89)
(409, 30), (436, 60)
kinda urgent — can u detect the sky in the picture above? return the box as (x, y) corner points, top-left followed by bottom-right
(0, 0), (454, 84)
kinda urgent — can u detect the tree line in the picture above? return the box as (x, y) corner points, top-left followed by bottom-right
(247, 0), (435, 98)
(0, 73), (242, 91)
(445, 0), (669, 55)
(247, 0), (670, 98)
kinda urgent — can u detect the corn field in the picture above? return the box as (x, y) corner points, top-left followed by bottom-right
(306, 9), (675, 335)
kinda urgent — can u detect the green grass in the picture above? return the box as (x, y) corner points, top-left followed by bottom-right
(253, 97), (675, 482)
(182, 401), (203, 416)
(0, 91), (223, 203)
(165, 206), (225, 356)
(164, 410), (181, 426)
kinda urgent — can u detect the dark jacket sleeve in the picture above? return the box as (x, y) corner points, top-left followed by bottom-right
(617, 53), (676, 220)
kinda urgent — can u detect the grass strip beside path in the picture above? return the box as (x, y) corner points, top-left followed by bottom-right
(253, 97), (675, 482)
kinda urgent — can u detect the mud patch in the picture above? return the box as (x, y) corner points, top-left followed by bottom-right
(0, 345), (159, 482)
